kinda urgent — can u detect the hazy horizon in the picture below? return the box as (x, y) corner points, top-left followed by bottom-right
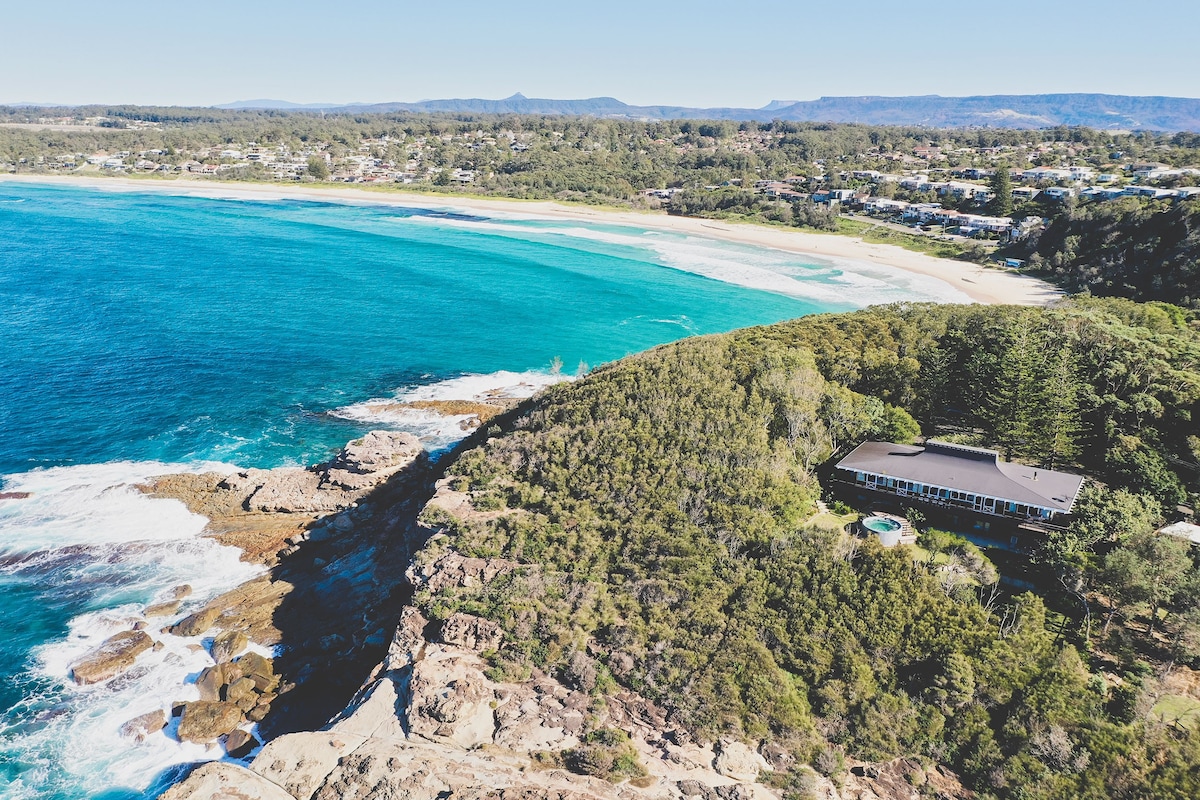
(3, 0), (1198, 108)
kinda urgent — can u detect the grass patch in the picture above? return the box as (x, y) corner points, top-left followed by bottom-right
(1152, 695), (1200, 729)
(805, 510), (857, 531)
(907, 545), (953, 565)
(835, 217), (991, 261)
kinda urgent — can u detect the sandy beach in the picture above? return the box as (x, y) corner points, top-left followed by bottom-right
(0, 174), (1063, 306)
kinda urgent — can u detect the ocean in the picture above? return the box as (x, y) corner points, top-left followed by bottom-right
(0, 180), (970, 799)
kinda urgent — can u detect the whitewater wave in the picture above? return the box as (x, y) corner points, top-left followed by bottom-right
(330, 369), (570, 451)
(0, 462), (264, 799)
(401, 214), (975, 307)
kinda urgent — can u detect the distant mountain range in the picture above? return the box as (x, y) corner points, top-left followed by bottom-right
(216, 92), (1200, 130)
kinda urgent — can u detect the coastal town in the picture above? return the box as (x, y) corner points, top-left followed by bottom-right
(4, 113), (1199, 242)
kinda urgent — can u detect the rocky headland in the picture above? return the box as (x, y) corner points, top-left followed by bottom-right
(131, 416), (971, 800)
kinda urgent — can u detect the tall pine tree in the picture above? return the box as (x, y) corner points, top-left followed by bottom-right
(989, 164), (1014, 217)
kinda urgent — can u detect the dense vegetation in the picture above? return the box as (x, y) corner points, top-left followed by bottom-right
(416, 299), (1200, 799)
(1015, 197), (1200, 307)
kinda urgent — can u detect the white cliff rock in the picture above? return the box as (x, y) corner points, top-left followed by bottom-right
(251, 731), (367, 800)
(713, 739), (771, 783)
(407, 647), (497, 749)
(158, 763), (295, 800)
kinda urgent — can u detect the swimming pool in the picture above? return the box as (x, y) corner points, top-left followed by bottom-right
(862, 516), (903, 534)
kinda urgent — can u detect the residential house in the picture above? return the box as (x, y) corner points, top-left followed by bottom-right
(835, 440), (1085, 525)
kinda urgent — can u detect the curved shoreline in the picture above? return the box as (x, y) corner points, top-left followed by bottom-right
(0, 174), (1062, 306)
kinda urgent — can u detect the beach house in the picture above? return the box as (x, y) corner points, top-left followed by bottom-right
(833, 441), (1085, 539)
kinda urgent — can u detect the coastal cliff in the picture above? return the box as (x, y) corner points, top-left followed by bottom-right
(155, 469), (969, 800)
(133, 379), (973, 800)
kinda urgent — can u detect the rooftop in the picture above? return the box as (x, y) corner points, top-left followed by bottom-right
(1158, 521), (1200, 546)
(835, 440), (1085, 512)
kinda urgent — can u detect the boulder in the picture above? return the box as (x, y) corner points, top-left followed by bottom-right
(211, 630), (249, 663)
(170, 607), (220, 637)
(177, 701), (245, 744)
(227, 677), (260, 711)
(760, 741), (796, 772)
(69, 630), (154, 685)
(225, 728), (258, 759)
(144, 599), (182, 618)
(713, 738), (770, 783)
(236, 652), (277, 692)
(440, 612), (503, 653)
(195, 664), (230, 702)
(119, 709), (167, 743)
(157, 762), (295, 800)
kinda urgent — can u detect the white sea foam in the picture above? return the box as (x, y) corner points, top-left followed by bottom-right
(0, 461), (265, 799)
(330, 369), (570, 451)
(403, 214), (975, 307)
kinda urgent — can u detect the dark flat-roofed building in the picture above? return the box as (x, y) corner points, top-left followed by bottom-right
(835, 440), (1085, 522)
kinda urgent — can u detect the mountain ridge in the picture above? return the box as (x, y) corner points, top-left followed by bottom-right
(214, 92), (1200, 130)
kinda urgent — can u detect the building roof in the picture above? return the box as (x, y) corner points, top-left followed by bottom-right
(1158, 521), (1200, 546)
(835, 440), (1085, 512)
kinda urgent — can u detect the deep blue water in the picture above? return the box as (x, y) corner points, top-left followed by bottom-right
(0, 181), (958, 799)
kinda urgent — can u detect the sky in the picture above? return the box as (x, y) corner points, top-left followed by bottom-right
(3, 0), (1199, 107)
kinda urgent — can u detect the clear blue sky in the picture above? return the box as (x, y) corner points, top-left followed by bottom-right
(4, 0), (1198, 106)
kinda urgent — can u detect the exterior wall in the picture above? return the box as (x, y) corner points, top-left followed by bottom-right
(838, 468), (1057, 521)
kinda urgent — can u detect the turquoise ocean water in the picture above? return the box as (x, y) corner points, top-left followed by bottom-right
(0, 181), (970, 799)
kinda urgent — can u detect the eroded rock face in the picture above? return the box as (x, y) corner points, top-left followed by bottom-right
(247, 469), (332, 514)
(406, 550), (518, 594)
(244, 431), (425, 513)
(439, 612), (503, 653)
(70, 630), (153, 685)
(385, 606), (430, 672)
(250, 731), (366, 800)
(407, 650), (497, 749)
(323, 431), (425, 491)
(492, 678), (585, 752)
